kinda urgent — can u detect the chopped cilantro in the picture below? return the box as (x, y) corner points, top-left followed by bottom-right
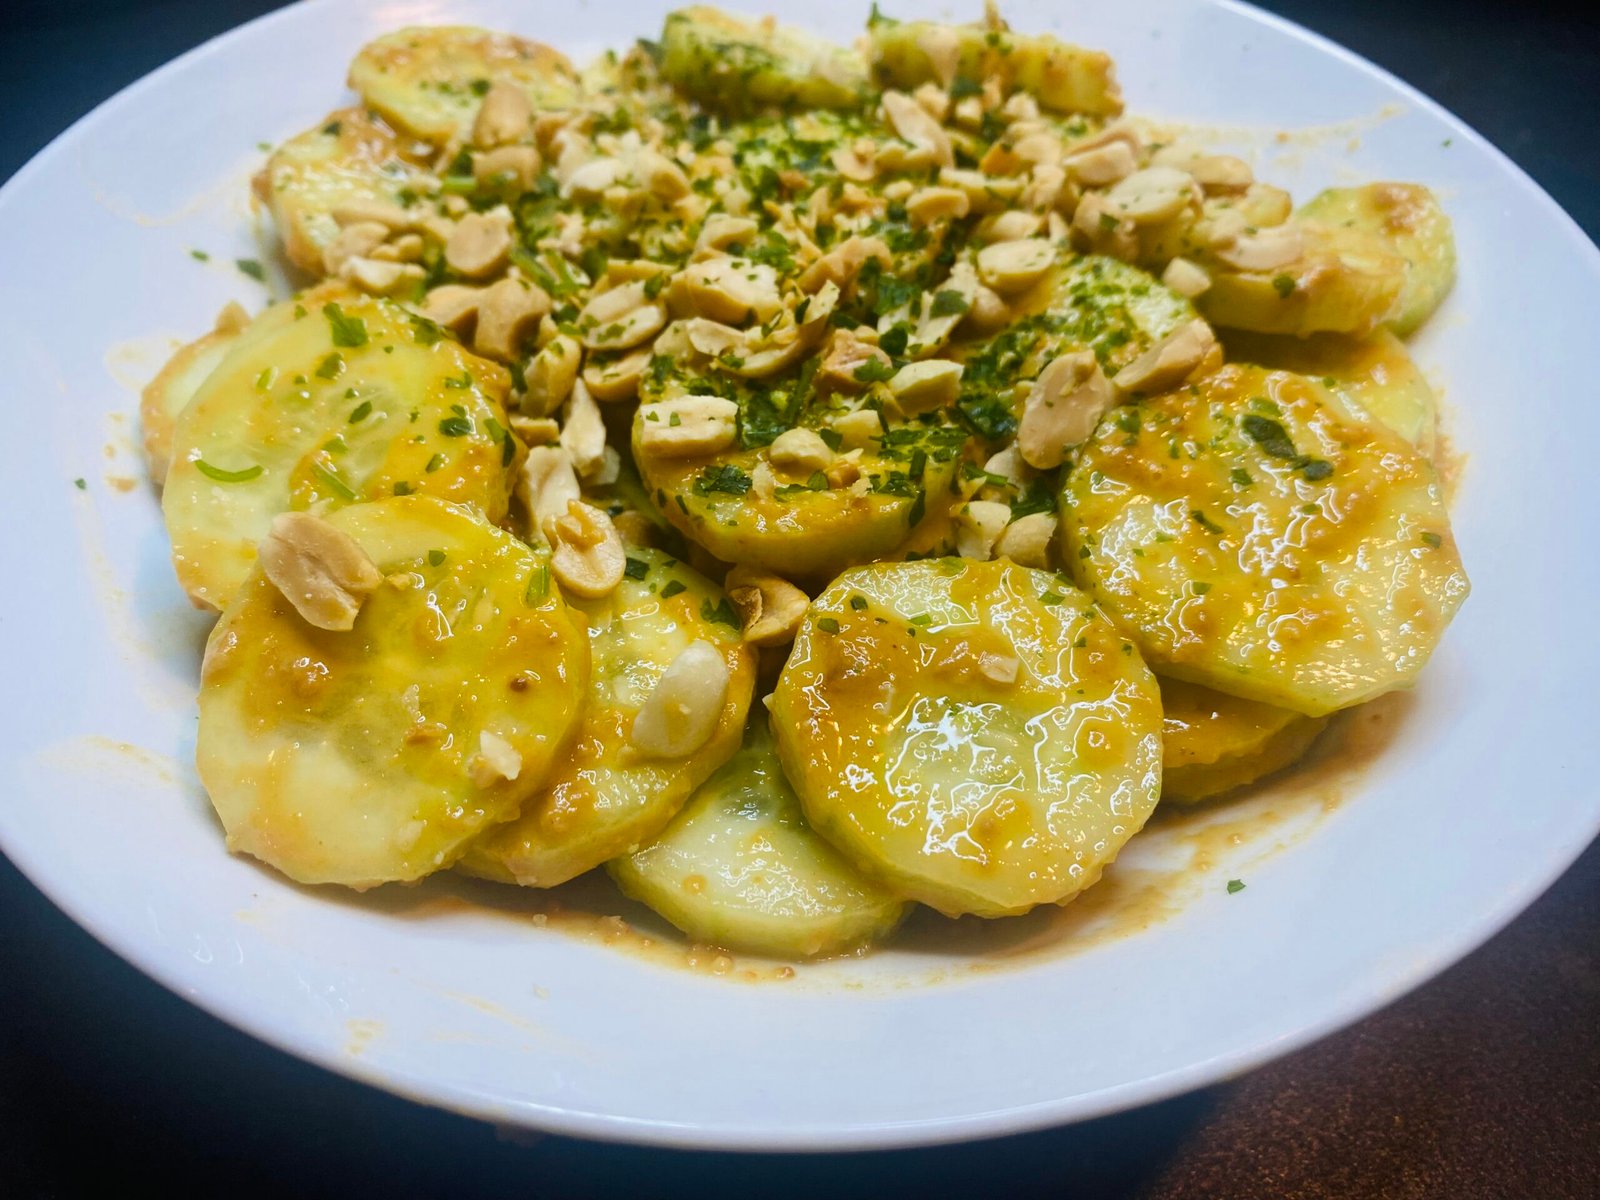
(815, 616), (841, 634)
(194, 460), (263, 484)
(438, 415), (473, 437)
(1227, 879), (1246, 894)
(660, 579), (687, 599)
(323, 302), (369, 348)
(427, 549), (446, 567)
(235, 258), (266, 282)
(624, 557), (650, 580)
(1421, 531), (1442, 548)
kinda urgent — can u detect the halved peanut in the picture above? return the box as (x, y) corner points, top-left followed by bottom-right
(984, 211), (1045, 242)
(1111, 318), (1219, 395)
(976, 238), (1055, 296)
(544, 499), (626, 599)
(637, 395), (739, 458)
(1161, 256), (1212, 298)
(796, 235), (892, 293)
(1212, 223), (1305, 271)
(628, 640), (730, 758)
(474, 144), (541, 192)
(1017, 349), (1115, 469)
(523, 332), (581, 416)
(473, 277), (550, 362)
(473, 81), (533, 148)
(938, 167), (1024, 213)
(906, 186), (971, 226)
(889, 359), (963, 414)
(509, 415), (560, 446)
(578, 282), (666, 351)
(1104, 167), (1197, 225)
(694, 213), (759, 258)
(445, 208), (514, 278)
(321, 221), (388, 276)
(993, 512), (1056, 568)
(257, 512), (382, 632)
(581, 345), (651, 403)
(418, 284), (484, 334)
(955, 500), (1012, 560)
(517, 445), (582, 537)
(341, 256), (424, 296)
(468, 730), (523, 788)
(559, 380), (607, 481)
(1063, 140), (1137, 187)
(829, 408), (883, 449)
(882, 91), (953, 168)
(680, 256), (783, 325)
(767, 428), (834, 474)
(725, 567), (809, 646)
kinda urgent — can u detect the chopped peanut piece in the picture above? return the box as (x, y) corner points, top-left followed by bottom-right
(956, 500), (1012, 560)
(889, 359), (963, 414)
(680, 256), (783, 325)
(544, 499), (625, 599)
(508, 415), (560, 445)
(445, 208), (514, 278)
(559, 380), (607, 481)
(473, 277), (550, 361)
(341, 256), (424, 296)
(985, 211), (1045, 242)
(582, 345), (652, 403)
(725, 566), (810, 646)
(638, 395), (739, 458)
(419, 284), (484, 334)
(578, 282), (666, 351)
(523, 332), (582, 417)
(1162, 256), (1212, 298)
(1212, 224), (1306, 271)
(976, 653), (1022, 685)
(976, 238), (1055, 295)
(796, 235), (892, 294)
(321, 221), (388, 276)
(768, 428), (834, 473)
(1063, 140), (1137, 187)
(1112, 318), (1219, 395)
(468, 730), (523, 788)
(517, 445), (582, 537)
(1104, 167), (1197, 225)
(994, 512), (1057, 569)
(695, 214), (760, 258)
(882, 90), (954, 168)
(474, 145), (541, 192)
(906, 186), (971, 226)
(629, 641), (730, 758)
(1017, 349), (1115, 469)
(830, 408), (884, 449)
(472, 81), (533, 148)
(819, 329), (890, 389)
(258, 512), (382, 632)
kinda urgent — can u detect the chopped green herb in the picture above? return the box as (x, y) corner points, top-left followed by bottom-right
(660, 579), (687, 599)
(194, 460), (263, 483)
(236, 258), (266, 282)
(1300, 458), (1333, 482)
(393, 481), (413, 496)
(1421, 531), (1442, 549)
(693, 464), (752, 496)
(1039, 591), (1065, 605)
(438, 415), (474, 437)
(524, 563), (550, 604)
(190, 249), (210, 262)
(624, 557), (650, 580)
(426, 549), (446, 567)
(311, 462), (358, 501)
(315, 352), (345, 380)
(1192, 581), (1212, 595)
(73, 477), (87, 490)
(930, 289), (969, 318)
(425, 453), (445, 473)
(815, 616), (841, 634)
(1230, 467), (1253, 488)
(1227, 879), (1246, 894)
(1191, 509), (1224, 535)
(1241, 414), (1299, 460)
(849, 594), (868, 611)
(1271, 274), (1296, 298)
(348, 400), (373, 423)
(852, 357), (895, 383)
(323, 302), (369, 347)
(701, 597), (740, 628)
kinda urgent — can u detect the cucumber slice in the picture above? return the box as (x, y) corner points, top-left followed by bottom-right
(1298, 183), (1455, 336)
(610, 722), (908, 958)
(867, 15), (1121, 116)
(197, 496), (589, 889)
(1223, 327), (1439, 457)
(459, 549), (756, 887)
(348, 26), (579, 145)
(659, 6), (870, 112)
(162, 288), (518, 610)
(1158, 678), (1328, 804)
(1063, 363), (1469, 716)
(771, 558), (1164, 918)
(258, 107), (433, 275)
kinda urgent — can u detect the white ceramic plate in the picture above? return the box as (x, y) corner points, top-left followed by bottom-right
(2, 0), (1596, 1152)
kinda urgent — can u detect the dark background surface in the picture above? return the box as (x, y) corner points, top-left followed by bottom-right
(3, 2), (1596, 1197)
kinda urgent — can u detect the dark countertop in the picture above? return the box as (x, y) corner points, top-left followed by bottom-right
(3, 2), (1596, 1196)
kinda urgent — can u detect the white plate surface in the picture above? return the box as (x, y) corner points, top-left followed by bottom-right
(2, 0), (1596, 1152)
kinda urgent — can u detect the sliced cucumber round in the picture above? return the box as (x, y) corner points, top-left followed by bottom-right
(1063, 363), (1469, 716)
(197, 496), (588, 889)
(610, 721), (908, 958)
(459, 549), (756, 887)
(1158, 677), (1328, 804)
(771, 558), (1164, 918)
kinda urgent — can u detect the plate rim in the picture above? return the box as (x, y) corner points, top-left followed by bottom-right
(2, 0), (1597, 1152)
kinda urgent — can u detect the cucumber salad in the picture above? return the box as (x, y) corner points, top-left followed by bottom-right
(145, 4), (1468, 959)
